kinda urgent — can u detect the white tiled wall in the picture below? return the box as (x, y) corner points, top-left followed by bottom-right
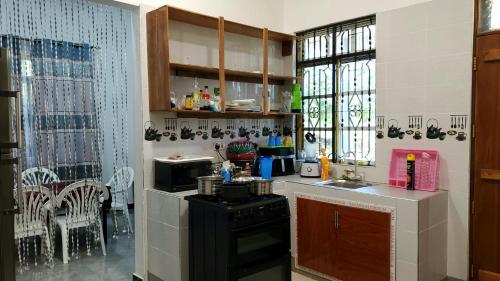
(146, 189), (190, 281)
(371, 0), (474, 279)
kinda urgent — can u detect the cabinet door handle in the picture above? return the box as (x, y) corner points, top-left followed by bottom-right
(334, 211), (339, 229)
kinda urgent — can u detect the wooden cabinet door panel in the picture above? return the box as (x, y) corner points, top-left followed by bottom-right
(334, 205), (391, 281)
(473, 31), (500, 279)
(296, 197), (336, 277)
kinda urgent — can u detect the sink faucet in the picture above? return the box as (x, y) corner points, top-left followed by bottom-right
(343, 151), (361, 181)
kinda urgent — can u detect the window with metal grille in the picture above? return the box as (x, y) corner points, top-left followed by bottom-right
(296, 15), (376, 165)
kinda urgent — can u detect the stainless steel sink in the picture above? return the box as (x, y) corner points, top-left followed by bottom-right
(316, 180), (372, 189)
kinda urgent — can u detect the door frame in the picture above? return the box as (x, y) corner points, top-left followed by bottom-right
(470, 1), (500, 280)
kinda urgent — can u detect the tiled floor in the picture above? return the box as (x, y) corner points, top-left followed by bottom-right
(16, 212), (135, 281)
(292, 272), (319, 280)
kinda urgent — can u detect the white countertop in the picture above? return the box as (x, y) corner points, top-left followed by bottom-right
(148, 174), (446, 202)
(273, 174), (447, 202)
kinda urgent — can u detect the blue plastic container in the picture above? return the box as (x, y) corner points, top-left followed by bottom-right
(274, 135), (281, 146)
(268, 135), (276, 147)
(260, 157), (273, 179)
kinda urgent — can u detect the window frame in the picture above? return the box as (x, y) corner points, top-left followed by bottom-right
(296, 15), (376, 165)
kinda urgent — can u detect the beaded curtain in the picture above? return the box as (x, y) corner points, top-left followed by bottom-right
(0, 0), (135, 270)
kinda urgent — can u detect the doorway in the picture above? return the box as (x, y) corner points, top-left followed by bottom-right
(471, 0), (500, 280)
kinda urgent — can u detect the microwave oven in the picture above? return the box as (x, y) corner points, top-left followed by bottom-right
(154, 158), (213, 192)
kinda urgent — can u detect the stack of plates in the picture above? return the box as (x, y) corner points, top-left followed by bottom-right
(226, 99), (261, 112)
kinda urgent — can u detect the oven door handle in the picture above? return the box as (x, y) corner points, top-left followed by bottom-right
(232, 217), (290, 235)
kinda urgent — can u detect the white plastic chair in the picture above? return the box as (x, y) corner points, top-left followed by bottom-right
(21, 167), (60, 186)
(14, 186), (55, 265)
(106, 167), (134, 234)
(54, 180), (109, 264)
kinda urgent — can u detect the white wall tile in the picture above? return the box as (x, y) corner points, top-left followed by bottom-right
(419, 193), (448, 230)
(397, 199), (419, 232)
(147, 190), (181, 227)
(147, 219), (180, 256)
(148, 246), (181, 281)
(418, 222), (447, 281)
(396, 260), (418, 281)
(397, 229), (419, 263)
(447, 190), (469, 279)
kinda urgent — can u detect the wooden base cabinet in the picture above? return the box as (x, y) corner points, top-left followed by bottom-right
(297, 198), (391, 281)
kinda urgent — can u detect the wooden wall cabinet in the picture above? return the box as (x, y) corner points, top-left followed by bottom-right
(146, 5), (296, 118)
(297, 197), (391, 281)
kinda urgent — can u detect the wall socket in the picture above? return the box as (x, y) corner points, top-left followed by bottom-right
(214, 143), (224, 150)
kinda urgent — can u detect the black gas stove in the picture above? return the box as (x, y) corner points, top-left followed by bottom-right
(185, 194), (291, 281)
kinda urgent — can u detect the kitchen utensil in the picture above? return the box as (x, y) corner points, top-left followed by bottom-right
(447, 130), (457, 136)
(197, 176), (224, 196)
(389, 149), (440, 192)
(163, 132), (170, 137)
(262, 127), (270, 137)
(406, 130), (414, 135)
(300, 162), (321, 178)
(250, 178), (273, 195)
(305, 132), (316, 143)
(376, 131), (384, 139)
(196, 131), (203, 136)
(227, 140), (257, 161)
(202, 132), (209, 140)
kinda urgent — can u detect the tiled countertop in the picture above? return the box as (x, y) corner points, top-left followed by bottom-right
(273, 174), (447, 202)
(147, 174), (447, 202)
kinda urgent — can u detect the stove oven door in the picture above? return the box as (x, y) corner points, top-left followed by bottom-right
(230, 217), (290, 267)
(231, 254), (291, 281)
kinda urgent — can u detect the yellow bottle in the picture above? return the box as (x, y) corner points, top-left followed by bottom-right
(320, 147), (329, 180)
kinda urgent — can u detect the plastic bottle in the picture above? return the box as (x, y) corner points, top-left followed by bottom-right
(406, 154), (416, 190)
(291, 83), (302, 113)
(320, 147), (329, 180)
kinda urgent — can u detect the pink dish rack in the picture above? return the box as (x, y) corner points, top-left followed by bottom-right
(388, 149), (440, 192)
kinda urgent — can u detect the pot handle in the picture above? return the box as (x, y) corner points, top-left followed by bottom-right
(426, 118), (439, 128)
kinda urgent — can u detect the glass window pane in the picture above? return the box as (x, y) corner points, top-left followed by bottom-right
(303, 98), (333, 129)
(337, 129), (375, 164)
(480, 0), (500, 32)
(302, 64), (334, 97)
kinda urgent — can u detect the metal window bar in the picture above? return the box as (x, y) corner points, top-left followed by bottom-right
(296, 15), (376, 165)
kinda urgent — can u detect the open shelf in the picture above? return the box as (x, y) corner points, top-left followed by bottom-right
(171, 63), (294, 85)
(147, 5), (297, 115)
(174, 109), (299, 119)
(167, 6), (219, 29)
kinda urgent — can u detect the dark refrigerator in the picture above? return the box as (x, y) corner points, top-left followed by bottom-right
(0, 47), (22, 281)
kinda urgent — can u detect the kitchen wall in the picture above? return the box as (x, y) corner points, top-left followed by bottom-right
(136, 2), (291, 278)
(108, 0), (284, 31)
(282, 0), (432, 33)
(331, 0), (471, 279)
(134, 0), (474, 280)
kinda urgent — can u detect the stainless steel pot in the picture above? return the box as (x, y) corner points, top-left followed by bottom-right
(197, 176), (223, 195)
(250, 178), (273, 195)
